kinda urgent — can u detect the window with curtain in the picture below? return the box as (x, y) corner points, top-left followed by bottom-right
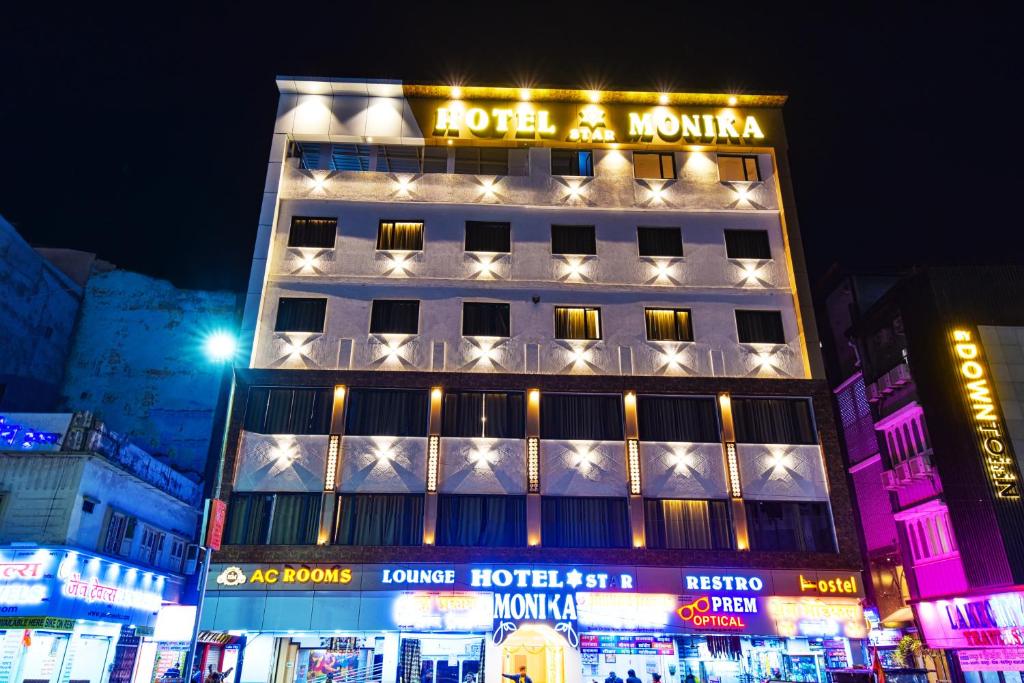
(288, 216), (337, 248)
(551, 149), (594, 176)
(462, 302), (510, 337)
(274, 297), (327, 332)
(551, 225), (596, 255)
(243, 387), (333, 434)
(540, 393), (624, 441)
(370, 300), (420, 334)
(637, 227), (683, 257)
(464, 221), (511, 253)
(454, 147), (511, 175)
(554, 306), (601, 340)
(718, 155), (761, 181)
(224, 493), (321, 545)
(732, 397), (817, 444)
(377, 221), (424, 251)
(645, 308), (693, 341)
(633, 152), (676, 179)
(645, 499), (733, 549)
(436, 495), (526, 546)
(724, 229), (771, 259)
(344, 388), (429, 436)
(541, 496), (631, 548)
(735, 310), (785, 344)
(335, 493), (424, 546)
(442, 391), (525, 439)
(745, 501), (836, 552)
(636, 395), (720, 442)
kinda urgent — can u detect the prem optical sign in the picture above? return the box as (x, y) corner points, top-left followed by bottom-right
(951, 328), (1022, 498)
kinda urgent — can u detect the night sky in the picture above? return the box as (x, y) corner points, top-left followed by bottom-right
(2, 3), (1017, 292)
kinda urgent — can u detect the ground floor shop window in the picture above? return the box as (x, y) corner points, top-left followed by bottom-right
(644, 499), (733, 549)
(745, 500), (837, 552)
(336, 493), (424, 546)
(436, 494), (526, 546)
(541, 496), (631, 548)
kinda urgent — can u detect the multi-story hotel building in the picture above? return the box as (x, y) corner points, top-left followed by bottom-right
(202, 77), (866, 683)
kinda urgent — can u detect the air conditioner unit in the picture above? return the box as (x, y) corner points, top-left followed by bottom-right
(907, 454), (933, 479)
(892, 363), (912, 386)
(881, 470), (899, 490)
(183, 544), (201, 575)
(71, 411), (96, 429)
(866, 383), (880, 403)
(895, 461), (912, 483)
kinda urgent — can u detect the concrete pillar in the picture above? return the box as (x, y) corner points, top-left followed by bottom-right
(719, 392), (749, 550)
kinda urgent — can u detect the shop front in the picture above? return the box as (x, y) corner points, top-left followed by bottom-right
(0, 546), (182, 683)
(202, 563), (867, 683)
(915, 590), (1024, 682)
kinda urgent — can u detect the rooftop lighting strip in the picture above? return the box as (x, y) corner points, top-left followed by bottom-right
(726, 442), (742, 498)
(627, 439), (641, 495)
(527, 437), (540, 493)
(325, 435), (340, 492)
(426, 435), (440, 493)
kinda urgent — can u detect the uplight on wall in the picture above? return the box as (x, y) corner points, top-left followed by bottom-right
(396, 176), (412, 194)
(658, 93), (669, 105)
(627, 439), (641, 495)
(527, 437), (540, 493)
(728, 95), (738, 106)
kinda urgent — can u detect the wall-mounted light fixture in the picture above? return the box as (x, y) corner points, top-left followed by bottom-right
(627, 439), (641, 495)
(527, 437), (540, 493)
(426, 435), (440, 492)
(325, 435), (340, 492)
(726, 442), (742, 498)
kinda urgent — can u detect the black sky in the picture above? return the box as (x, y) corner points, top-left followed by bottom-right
(2, 3), (1019, 292)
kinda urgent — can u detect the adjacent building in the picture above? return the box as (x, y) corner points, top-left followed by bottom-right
(204, 77), (867, 683)
(819, 266), (1024, 682)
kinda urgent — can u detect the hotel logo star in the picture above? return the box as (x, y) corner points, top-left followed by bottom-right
(578, 108), (607, 129)
(565, 568), (583, 588)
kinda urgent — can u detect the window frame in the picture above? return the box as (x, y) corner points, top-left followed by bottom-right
(453, 147), (512, 175)
(636, 226), (684, 258)
(550, 224), (597, 256)
(735, 309), (786, 345)
(644, 308), (694, 342)
(718, 154), (762, 182)
(461, 301), (511, 338)
(274, 297), (327, 333)
(464, 221), (512, 254)
(553, 305), (602, 340)
(369, 299), (421, 335)
(287, 216), (337, 249)
(376, 220), (425, 252)
(550, 149), (594, 177)
(632, 151), (677, 179)
(724, 229), (772, 260)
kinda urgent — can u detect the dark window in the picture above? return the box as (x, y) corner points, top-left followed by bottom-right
(442, 391), (525, 439)
(637, 396), (720, 442)
(288, 217), (337, 248)
(637, 227), (683, 257)
(293, 142), (371, 171)
(462, 302), (510, 337)
(633, 152), (676, 179)
(732, 398), (817, 444)
(378, 145), (448, 173)
(465, 221), (511, 253)
(274, 298), (327, 333)
(554, 306), (601, 340)
(243, 387), (333, 434)
(344, 388), (429, 437)
(645, 308), (693, 342)
(746, 500), (836, 552)
(540, 393), (624, 441)
(370, 300), (420, 334)
(436, 495), (526, 546)
(551, 225), (596, 255)
(736, 310), (785, 344)
(225, 492), (321, 545)
(724, 230), (771, 259)
(335, 493), (423, 546)
(719, 155), (761, 181)
(645, 499), (733, 549)
(377, 221), (424, 251)
(551, 149), (594, 176)
(541, 496), (631, 548)
(454, 147), (509, 175)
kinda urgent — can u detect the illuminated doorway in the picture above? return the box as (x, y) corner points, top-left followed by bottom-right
(500, 625), (568, 683)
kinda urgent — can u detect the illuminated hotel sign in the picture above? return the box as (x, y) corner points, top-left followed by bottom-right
(798, 574), (858, 595)
(951, 328), (1022, 498)
(215, 564), (353, 587)
(432, 104), (765, 144)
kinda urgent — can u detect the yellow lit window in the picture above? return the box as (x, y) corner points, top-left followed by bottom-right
(645, 308), (692, 341)
(633, 152), (676, 179)
(377, 220), (424, 251)
(554, 306), (601, 340)
(718, 155), (761, 182)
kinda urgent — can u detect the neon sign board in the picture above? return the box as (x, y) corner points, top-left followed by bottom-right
(677, 596), (755, 630)
(916, 591), (1024, 649)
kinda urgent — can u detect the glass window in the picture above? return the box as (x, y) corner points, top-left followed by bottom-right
(462, 302), (510, 337)
(454, 147), (510, 175)
(633, 152), (676, 179)
(637, 227), (683, 257)
(225, 492), (321, 545)
(377, 145), (448, 173)
(724, 230), (771, 259)
(274, 297), (327, 332)
(344, 388), (429, 436)
(540, 393), (624, 441)
(551, 224), (596, 255)
(645, 499), (733, 549)
(718, 155), (761, 181)
(645, 308), (693, 342)
(293, 142), (373, 171)
(735, 310), (785, 344)
(465, 221), (511, 253)
(551, 149), (594, 176)
(377, 220), (424, 251)
(436, 495), (526, 546)
(370, 300), (420, 334)
(732, 397), (817, 444)
(442, 391), (525, 439)
(541, 496), (631, 548)
(335, 493), (424, 545)
(636, 396), (720, 442)
(287, 216), (337, 248)
(745, 501), (836, 552)
(243, 387), (332, 434)
(554, 306), (601, 340)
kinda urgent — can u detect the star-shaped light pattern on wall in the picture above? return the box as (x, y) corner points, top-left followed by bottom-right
(634, 179), (677, 208)
(555, 256), (595, 284)
(553, 177), (597, 207)
(369, 335), (418, 370)
(474, 176), (504, 203)
(465, 253), (508, 280)
(641, 258), (683, 286)
(459, 338), (511, 372)
(389, 173), (420, 200)
(724, 181), (767, 210)
(742, 345), (790, 378)
(287, 248), (330, 276)
(578, 107), (607, 129)
(271, 333), (322, 368)
(554, 341), (603, 374)
(730, 259), (773, 288)
(652, 343), (698, 376)
(379, 251), (416, 277)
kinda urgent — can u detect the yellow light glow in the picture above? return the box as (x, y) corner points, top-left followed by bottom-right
(528, 389), (540, 403)
(656, 261), (670, 278)
(283, 342), (299, 357)
(480, 179), (495, 194)
(431, 387), (443, 400)
(451, 86), (463, 99)
(588, 90), (600, 103)
(567, 183), (581, 198)
(566, 260), (581, 278)
(334, 386), (346, 399)
(396, 176), (411, 192)
(571, 347), (587, 364)
(651, 186), (664, 201)
(664, 350), (681, 366)
(728, 96), (738, 106)
(301, 252), (315, 269)
(447, 139), (453, 145)
(658, 93), (669, 105)
(519, 88), (531, 101)
(312, 174), (325, 190)
(736, 186), (750, 202)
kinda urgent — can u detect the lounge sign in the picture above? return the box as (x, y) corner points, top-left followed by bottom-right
(431, 103), (765, 144)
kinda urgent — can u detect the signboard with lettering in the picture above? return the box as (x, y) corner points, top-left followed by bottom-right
(958, 648), (1024, 671)
(206, 499), (227, 551)
(916, 590), (1024, 650)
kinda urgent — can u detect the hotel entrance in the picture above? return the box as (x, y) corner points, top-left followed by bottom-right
(501, 626), (575, 683)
